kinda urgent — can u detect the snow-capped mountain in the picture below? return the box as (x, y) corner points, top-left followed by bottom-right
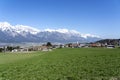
(0, 22), (100, 43)
(0, 22), (40, 36)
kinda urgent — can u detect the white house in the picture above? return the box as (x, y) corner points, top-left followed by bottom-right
(107, 45), (115, 48)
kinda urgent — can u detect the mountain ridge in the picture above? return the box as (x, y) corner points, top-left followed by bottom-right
(0, 22), (101, 43)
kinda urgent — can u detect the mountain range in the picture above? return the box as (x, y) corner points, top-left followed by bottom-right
(0, 22), (101, 43)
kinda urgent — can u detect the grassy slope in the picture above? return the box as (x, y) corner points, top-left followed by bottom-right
(0, 48), (120, 80)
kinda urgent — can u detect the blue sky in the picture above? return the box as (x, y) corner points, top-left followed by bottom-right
(0, 0), (120, 38)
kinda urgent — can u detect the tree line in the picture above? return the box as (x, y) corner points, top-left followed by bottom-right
(0, 46), (20, 52)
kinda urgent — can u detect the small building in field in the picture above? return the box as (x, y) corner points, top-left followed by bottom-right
(70, 43), (80, 48)
(79, 43), (86, 47)
(12, 48), (29, 52)
(52, 45), (60, 49)
(89, 43), (102, 47)
(107, 45), (115, 48)
(89, 43), (97, 47)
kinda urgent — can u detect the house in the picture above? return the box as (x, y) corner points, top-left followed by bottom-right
(59, 44), (65, 48)
(71, 43), (80, 48)
(32, 46), (41, 51)
(107, 45), (115, 48)
(89, 43), (97, 47)
(79, 43), (86, 47)
(89, 43), (102, 47)
(52, 45), (60, 49)
(40, 46), (52, 51)
(12, 49), (18, 52)
(12, 48), (29, 52)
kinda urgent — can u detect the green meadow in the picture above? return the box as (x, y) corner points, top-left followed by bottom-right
(0, 48), (120, 80)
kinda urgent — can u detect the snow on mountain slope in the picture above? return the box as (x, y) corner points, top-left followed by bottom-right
(44, 28), (100, 38)
(44, 28), (80, 34)
(0, 22), (14, 30)
(15, 25), (40, 34)
(0, 22), (100, 43)
(0, 22), (40, 36)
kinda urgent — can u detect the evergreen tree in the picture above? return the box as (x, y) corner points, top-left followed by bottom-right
(46, 42), (52, 47)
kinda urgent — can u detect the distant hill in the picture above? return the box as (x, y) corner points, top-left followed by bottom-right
(96, 39), (120, 45)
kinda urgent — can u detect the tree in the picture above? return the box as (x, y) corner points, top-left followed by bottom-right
(46, 42), (52, 47)
(0, 48), (3, 52)
(7, 46), (14, 51)
(14, 46), (20, 49)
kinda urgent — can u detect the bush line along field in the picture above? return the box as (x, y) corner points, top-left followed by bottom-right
(0, 48), (120, 80)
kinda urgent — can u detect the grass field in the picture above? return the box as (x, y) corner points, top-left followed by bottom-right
(0, 48), (120, 80)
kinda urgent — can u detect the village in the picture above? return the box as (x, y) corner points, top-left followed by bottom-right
(0, 39), (120, 53)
